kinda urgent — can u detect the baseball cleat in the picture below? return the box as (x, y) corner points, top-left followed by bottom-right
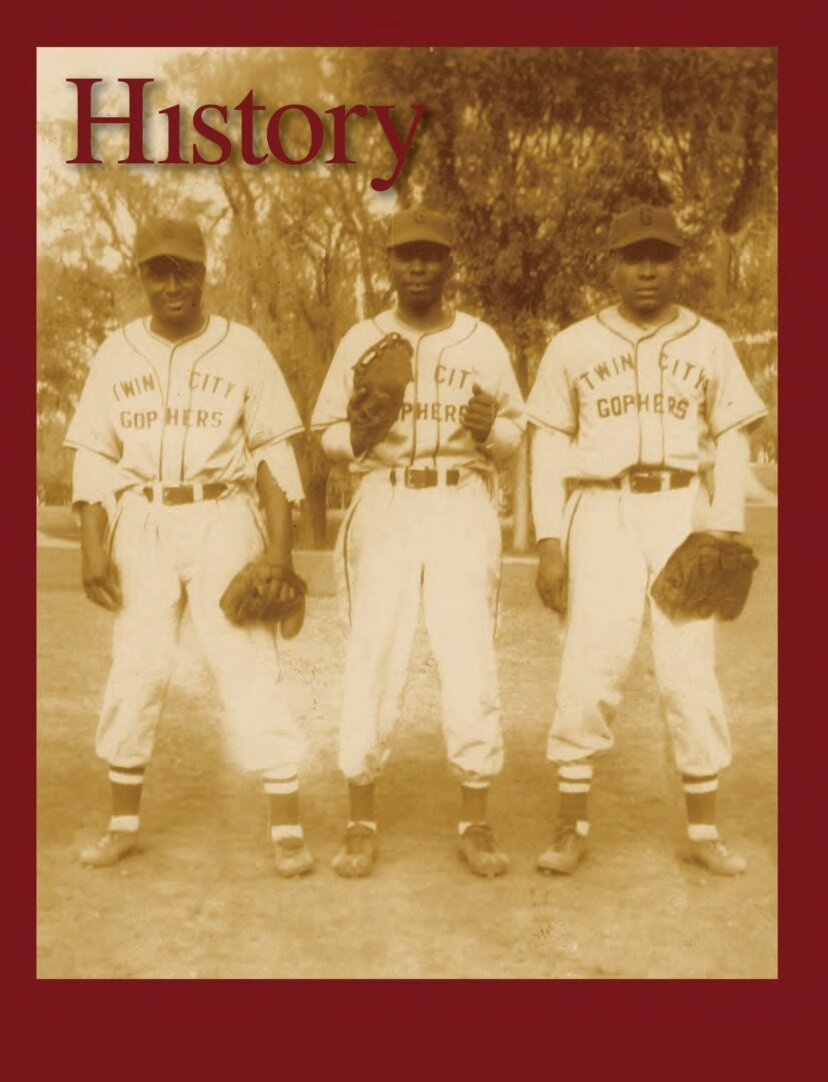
(273, 835), (315, 877)
(458, 823), (509, 878)
(332, 823), (378, 878)
(79, 830), (140, 868)
(537, 819), (585, 875)
(685, 838), (747, 876)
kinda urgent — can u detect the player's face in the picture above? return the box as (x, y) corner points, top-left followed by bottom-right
(612, 240), (679, 320)
(139, 256), (206, 336)
(388, 243), (452, 311)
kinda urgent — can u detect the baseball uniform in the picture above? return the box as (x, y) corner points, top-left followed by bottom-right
(312, 307), (525, 785)
(65, 314), (306, 775)
(527, 302), (767, 777)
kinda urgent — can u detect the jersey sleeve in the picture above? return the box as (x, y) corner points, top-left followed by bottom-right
(525, 333), (578, 435)
(71, 447), (121, 519)
(242, 330), (304, 449)
(480, 326), (526, 461)
(695, 426), (751, 533)
(63, 340), (123, 461)
(706, 329), (768, 439)
(530, 427), (572, 541)
(320, 421), (360, 462)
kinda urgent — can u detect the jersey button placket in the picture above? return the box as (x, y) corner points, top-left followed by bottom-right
(409, 333), (422, 466)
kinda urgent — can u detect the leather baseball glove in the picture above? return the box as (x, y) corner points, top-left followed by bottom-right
(220, 560), (307, 638)
(651, 532), (759, 621)
(347, 332), (414, 456)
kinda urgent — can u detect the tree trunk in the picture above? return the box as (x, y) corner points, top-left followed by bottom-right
(710, 229), (731, 317)
(298, 474), (329, 550)
(511, 433), (531, 554)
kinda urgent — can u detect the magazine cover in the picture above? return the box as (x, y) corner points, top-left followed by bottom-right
(34, 41), (778, 984)
(34, 43), (778, 982)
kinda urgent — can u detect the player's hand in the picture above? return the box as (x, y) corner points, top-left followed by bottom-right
(261, 550), (301, 605)
(536, 538), (568, 615)
(462, 383), (499, 443)
(81, 544), (122, 611)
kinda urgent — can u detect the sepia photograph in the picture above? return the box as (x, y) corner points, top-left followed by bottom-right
(36, 44), (778, 980)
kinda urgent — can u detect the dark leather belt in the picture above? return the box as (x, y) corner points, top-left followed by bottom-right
(390, 467), (461, 489)
(142, 482), (228, 505)
(571, 469), (694, 495)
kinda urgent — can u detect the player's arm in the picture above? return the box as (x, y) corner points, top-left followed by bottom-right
(531, 426), (571, 614)
(71, 448), (122, 611)
(77, 501), (121, 612)
(240, 335), (307, 559)
(700, 426), (752, 541)
(255, 461), (295, 569)
(62, 342), (127, 610)
(313, 331), (367, 462)
(702, 328), (768, 541)
(526, 335), (578, 615)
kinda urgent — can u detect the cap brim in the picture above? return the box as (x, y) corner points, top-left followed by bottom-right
(136, 246), (205, 264)
(387, 231), (453, 249)
(610, 229), (682, 251)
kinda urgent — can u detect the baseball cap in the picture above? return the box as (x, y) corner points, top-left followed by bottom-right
(387, 209), (454, 249)
(133, 217), (207, 265)
(608, 205), (682, 251)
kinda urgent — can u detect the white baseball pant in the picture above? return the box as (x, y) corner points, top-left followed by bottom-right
(335, 470), (504, 784)
(549, 481), (732, 777)
(95, 490), (304, 774)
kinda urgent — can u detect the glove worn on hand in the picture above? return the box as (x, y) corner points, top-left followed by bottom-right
(220, 560), (308, 637)
(347, 332), (414, 455)
(651, 532), (759, 621)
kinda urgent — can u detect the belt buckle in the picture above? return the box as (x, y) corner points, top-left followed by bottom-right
(163, 485), (192, 505)
(629, 471), (661, 494)
(404, 467), (435, 489)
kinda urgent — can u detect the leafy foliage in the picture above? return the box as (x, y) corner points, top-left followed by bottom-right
(37, 47), (778, 543)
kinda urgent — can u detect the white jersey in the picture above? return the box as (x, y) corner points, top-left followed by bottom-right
(313, 305), (524, 786)
(65, 315), (304, 500)
(311, 307), (525, 472)
(526, 304), (767, 479)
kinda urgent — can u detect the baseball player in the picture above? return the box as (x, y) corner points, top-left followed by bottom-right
(526, 205), (767, 877)
(64, 216), (314, 876)
(311, 209), (525, 878)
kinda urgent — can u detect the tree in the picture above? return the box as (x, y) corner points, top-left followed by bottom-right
(37, 47), (777, 538)
(360, 46), (777, 545)
(166, 46), (398, 543)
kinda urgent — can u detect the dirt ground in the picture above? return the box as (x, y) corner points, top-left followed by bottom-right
(36, 508), (777, 979)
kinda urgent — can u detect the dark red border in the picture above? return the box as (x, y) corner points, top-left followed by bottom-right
(10, 0), (824, 1065)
